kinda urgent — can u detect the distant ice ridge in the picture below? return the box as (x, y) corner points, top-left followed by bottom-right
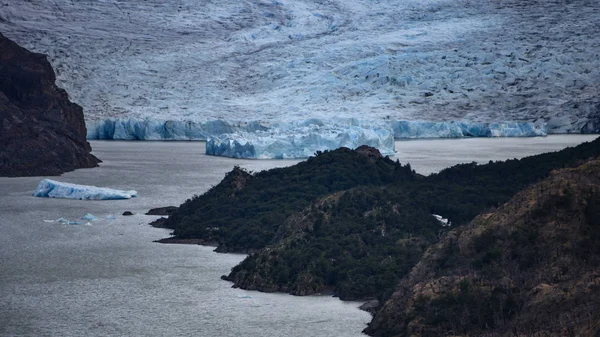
(87, 118), (547, 141)
(86, 119), (269, 140)
(86, 117), (550, 159)
(206, 119), (395, 159)
(33, 179), (137, 200)
(392, 121), (546, 139)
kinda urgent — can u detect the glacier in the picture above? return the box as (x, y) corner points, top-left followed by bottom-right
(1, 0), (598, 136)
(33, 179), (137, 200)
(391, 121), (546, 139)
(86, 117), (550, 158)
(205, 119), (395, 159)
(86, 118), (547, 141)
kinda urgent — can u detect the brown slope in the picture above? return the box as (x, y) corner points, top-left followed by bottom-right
(0, 32), (99, 176)
(366, 159), (600, 337)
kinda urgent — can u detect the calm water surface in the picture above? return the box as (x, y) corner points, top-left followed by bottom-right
(0, 135), (596, 336)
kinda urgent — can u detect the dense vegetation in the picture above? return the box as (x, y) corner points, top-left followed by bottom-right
(165, 146), (416, 252)
(366, 159), (600, 336)
(163, 137), (600, 304)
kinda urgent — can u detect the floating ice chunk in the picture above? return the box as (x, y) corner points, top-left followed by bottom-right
(81, 213), (98, 221)
(105, 215), (117, 220)
(433, 214), (451, 227)
(43, 219), (55, 223)
(56, 217), (69, 223)
(68, 221), (83, 225)
(33, 179), (137, 200)
(206, 119), (395, 159)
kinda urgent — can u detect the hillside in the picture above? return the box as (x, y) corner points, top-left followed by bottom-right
(164, 146), (416, 252)
(0, 33), (99, 176)
(366, 159), (600, 337)
(161, 138), (600, 302)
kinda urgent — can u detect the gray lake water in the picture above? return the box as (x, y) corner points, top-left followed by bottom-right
(0, 135), (596, 336)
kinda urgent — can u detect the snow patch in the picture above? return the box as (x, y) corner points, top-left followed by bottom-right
(433, 214), (451, 227)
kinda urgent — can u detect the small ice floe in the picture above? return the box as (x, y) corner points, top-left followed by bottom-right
(33, 179), (137, 200)
(50, 217), (89, 225)
(433, 214), (451, 227)
(81, 213), (98, 221)
(105, 215), (117, 220)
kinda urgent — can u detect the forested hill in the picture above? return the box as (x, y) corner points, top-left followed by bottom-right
(160, 137), (600, 304)
(163, 145), (417, 252)
(365, 158), (600, 337)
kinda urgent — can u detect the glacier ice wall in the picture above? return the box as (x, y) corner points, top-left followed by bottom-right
(391, 121), (546, 139)
(1, 0), (599, 133)
(86, 117), (550, 158)
(33, 179), (137, 200)
(86, 119), (268, 140)
(205, 119), (395, 159)
(87, 118), (546, 141)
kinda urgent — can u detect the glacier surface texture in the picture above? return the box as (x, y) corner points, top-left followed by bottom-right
(1, 0), (598, 138)
(33, 179), (137, 200)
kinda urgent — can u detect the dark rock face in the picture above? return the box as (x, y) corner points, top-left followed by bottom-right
(354, 145), (383, 159)
(0, 33), (99, 177)
(145, 206), (178, 216)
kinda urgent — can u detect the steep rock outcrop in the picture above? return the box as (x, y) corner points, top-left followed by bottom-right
(0, 32), (99, 176)
(366, 160), (600, 337)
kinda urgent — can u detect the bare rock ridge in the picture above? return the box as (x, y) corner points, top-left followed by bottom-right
(0, 32), (99, 177)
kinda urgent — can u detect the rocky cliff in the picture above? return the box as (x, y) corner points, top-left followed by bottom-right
(366, 159), (600, 337)
(0, 33), (99, 176)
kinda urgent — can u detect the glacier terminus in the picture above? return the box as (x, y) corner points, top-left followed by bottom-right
(1, 0), (598, 157)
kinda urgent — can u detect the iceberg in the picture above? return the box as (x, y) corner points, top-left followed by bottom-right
(33, 179), (137, 200)
(82, 213), (98, 221)
(206, 119), (395, 159)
